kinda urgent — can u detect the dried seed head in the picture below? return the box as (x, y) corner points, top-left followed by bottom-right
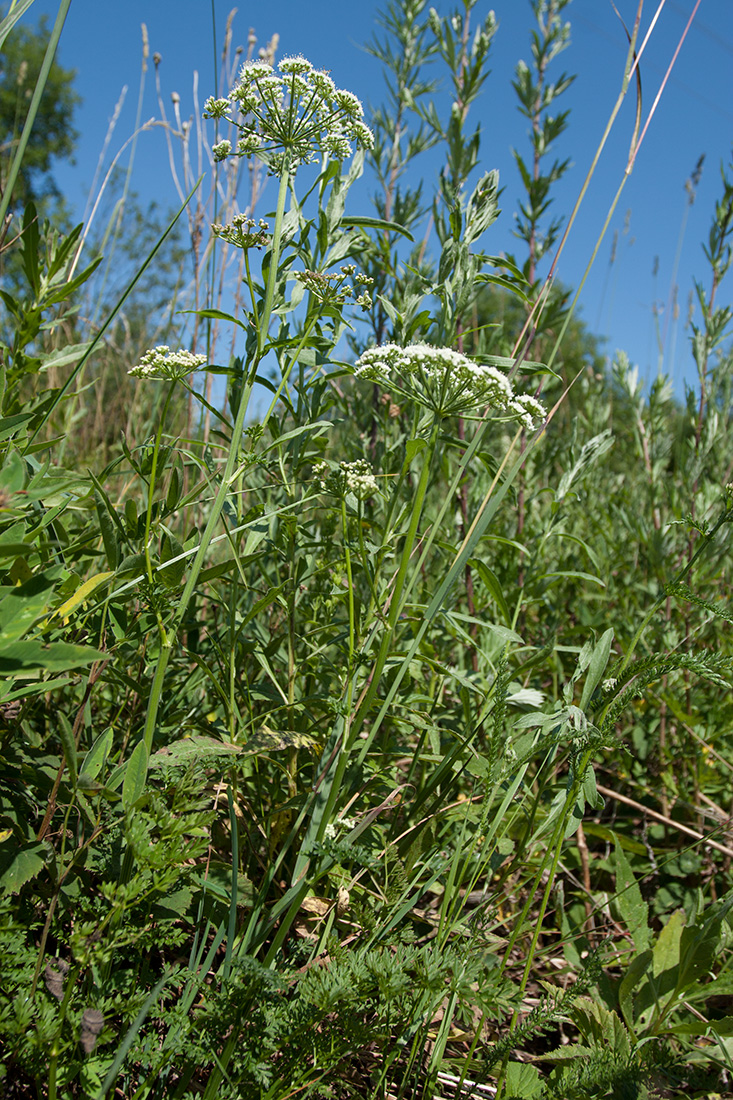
(44, 957), (69, 1001)
(80, 1008), (105, 1054)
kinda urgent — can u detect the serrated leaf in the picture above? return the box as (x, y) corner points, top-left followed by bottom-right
(0, 841), (47, 895)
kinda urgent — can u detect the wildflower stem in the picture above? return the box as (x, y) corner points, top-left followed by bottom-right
(259, 169), (290, 357)
(140, 167), (291, 755)
(350, 416), (441, 745)
(342, 498), (356, 668)
(142, 382), (178, 647)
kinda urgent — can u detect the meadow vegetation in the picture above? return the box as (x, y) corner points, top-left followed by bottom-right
(1, 1), (733, 1097)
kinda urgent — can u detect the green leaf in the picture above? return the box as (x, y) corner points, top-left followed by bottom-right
(187, 307), (245, 329)
(159, 533), (185, 589)
(0, 412), (34, 442)
(0, 570), (56, 642)
(0, 640), (106, 673)
(675, 892), (733, 995)
(80, 727), (114, 781)
(618, 950), (652, 1032)
(93, 486), (121, 570)
(0, 448), (25, 494)
(0, 840), (47, 895)
(504, 1061), (542, 1097)
(149, 734), (243, 768)
(340, 215), (414, 241)
(122, 740), (149, 810)
(470, 559), (512, 625)
(39, 343), (93, 372)
(404, 438), (427, 466)
(21, 203), (41, 297)
(613, 836), (650, 953)
(580, 628), (614, 709)
(57, 711), (78, 789)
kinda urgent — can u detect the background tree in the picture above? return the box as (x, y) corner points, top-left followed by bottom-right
(0, 12), (80, 214)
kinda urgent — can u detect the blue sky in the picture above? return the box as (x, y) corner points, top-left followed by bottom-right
(25, 0), (733, 392)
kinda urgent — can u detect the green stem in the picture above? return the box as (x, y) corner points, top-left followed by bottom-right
(341, 497), (356, 667)
(352, 417), (441, 755)
(141, 169), (290, 754)
(142, 383), (177, 646)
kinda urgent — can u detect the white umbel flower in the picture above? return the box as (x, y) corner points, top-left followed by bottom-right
(354, 343), (543, 423)
(129, 346), (207, 382)
(314, 458), (378, 500)
(204, 55), (374, 172)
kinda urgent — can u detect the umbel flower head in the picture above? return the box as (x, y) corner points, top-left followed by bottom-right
(129, 346), (207, 383)
(204, 55), (374, 172)
(211, 214), (270, 250)
(314, 458), (378, 500)
(294, 264), (373, 311)
(354, 343), (545, 424)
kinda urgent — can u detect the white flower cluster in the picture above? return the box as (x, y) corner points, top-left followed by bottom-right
(294, 264), (373, 311)
(354, 343), (545, 424)
(314, 458), (378, 500)
(211, 214), (270, 250)
(128, 346), (207, 382)
(324, 816), (356, 840)
(204, 55), (374, 172)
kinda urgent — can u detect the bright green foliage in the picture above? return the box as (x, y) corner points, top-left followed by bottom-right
(1, 5), (733, 1100)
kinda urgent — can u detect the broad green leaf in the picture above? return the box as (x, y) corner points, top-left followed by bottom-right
(618, 950), (652, 1033)
(0, 448), (25, 494)
(159, 534), (185, 589)
(39, 343), (93, 372)
(122, 740), (149, 810)
(0, 841), (47, 895)
(675, 892), (733, 995)
(0, 640), (105, 673)
(470, 559), (512, 625)
(540, 570), (606, 589)
(0, 412), (34, 441)
(504, 1061), (542, 1097)
(613, 836), (650, 953)
(652, 908), (685, 980)
(93, 487), (121, 569)
(149, 735), (243, 768)
(0, 571), (57, 642)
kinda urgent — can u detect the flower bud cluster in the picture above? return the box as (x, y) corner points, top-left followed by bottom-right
(204, 55), (374, 172)
(294, 264), (373, 311)
(354, 343), (545, 424)
(129, 346), (207, 382)
(314, 458), (378, 500)
(211, 214), (270, 250)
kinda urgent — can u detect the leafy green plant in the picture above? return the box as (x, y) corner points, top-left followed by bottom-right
(1, 4), (733, 1099)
